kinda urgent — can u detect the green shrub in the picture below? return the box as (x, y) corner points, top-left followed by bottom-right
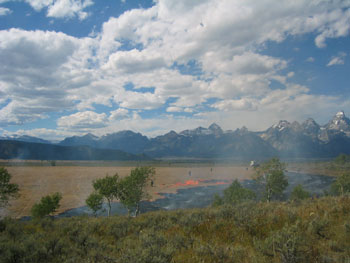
(31, 192), (62, 219)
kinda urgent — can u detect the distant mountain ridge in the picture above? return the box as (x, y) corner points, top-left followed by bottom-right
(0, 140), (150, 161)
(54, 111), (350, 159)
(2, 111), (350, 160)
(0, 135), (52, 145)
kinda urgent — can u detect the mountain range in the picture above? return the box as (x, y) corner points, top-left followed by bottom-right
(2, 111), (350, 160)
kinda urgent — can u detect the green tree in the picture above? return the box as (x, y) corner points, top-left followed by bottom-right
(85, 192), (104, 216)
(211, 194), (224, 207)
(118, 167), (155, 216)
(330, 173), (350, 196)
(0, 167), (19, 208)
(334, 154), (350, 166)
(253, 158), (288, 202)
(223, 179), (256, 204)
(290, 184), (310, 201)
(31, 192), (62, 218)
(92, 174), (119, 217)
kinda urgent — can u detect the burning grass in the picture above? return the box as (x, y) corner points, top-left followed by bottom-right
(2, 165), (253, 218)
(1, 196), (350, 262)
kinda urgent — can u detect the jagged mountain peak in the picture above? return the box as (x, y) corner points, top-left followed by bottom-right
(326, 111), (350, 132)
(336, 111), (345, 117)
(83, 133), (99, 139)
(272, 120), (291, 131)
(208, 123), (221, 130)
(208, 123), (223, 135)
(303, 118), (319, 126)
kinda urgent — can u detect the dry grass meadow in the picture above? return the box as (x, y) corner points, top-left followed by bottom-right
(2, 163), (255, 218)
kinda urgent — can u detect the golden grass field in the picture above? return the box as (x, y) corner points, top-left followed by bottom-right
(2, 164), (255, 218)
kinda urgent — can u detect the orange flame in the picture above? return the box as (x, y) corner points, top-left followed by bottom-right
(174, 180), (199, 186)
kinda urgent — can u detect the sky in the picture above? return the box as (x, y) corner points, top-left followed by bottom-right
(0, 0), (349, 141)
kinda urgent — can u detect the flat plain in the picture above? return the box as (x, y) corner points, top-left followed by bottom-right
(1, 162), (255, 218)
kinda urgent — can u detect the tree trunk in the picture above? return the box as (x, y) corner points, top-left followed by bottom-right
(107, 200), (111, 217)
(267, 188), (271, 203)
(135, 203), (140, 217)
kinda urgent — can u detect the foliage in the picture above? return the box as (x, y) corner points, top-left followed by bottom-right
(330, 173), (350, 196)
(290, 184), (310, 201)
(223, 180), (256, 203)
(93, 174), (119, 217)
(253, 158), (288, 202)
(0, 167), (19, 208)
(85, 192), (104, 216)
(1, 196), (350, 262)
(118, 167), (155, 216)
(211, 194), (224, 207)
(334, 153), (350, 166)
(31, 192), (62, 219)
(212, 180), (256, 206)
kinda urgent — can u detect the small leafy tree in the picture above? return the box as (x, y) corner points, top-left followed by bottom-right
(334, 154), (350, 166)
(92, 174), (119, 217)
(118, 167), (155, 216)
(212, 194), (224, 207)
(0, 167), (19, 208)
(85, 192), (104, 216)
(31, 192), (62, 218)
(253, 158), (288, 202)
(330, 173), (350, 196)
(223, 179), (256, 203)
(290, 184), (310, 201)
(212, 180), (255, 207)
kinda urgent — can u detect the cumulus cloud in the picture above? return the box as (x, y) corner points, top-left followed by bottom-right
(2, 0), (350, 137)
(0, 7), (11, 16)
(212, 98), (258, 111)
(104, 49), (167, 74)
(109, 108), (129, 120)
(57, 111), (108, 129)
(327, 52), (347, 66)
(24, 0), (93, 19)
(0, 28), (96, 124)
(166, 106), (183, 113)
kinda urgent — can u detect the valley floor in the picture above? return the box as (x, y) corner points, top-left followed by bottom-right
(1, 163), (253, 218)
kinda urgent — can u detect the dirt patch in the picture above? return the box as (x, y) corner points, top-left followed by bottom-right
(2, 165), (254, 218)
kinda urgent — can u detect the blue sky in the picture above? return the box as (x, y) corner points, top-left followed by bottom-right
(0, 0), (349, 140)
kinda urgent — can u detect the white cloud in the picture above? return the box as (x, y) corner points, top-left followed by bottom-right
(0, 7), (11, 16)
(327, 52), (347, 66)
(115, 90), (165, 110)
(103, 48), (167, 74)
(109, 108), (129, 120)
(212, 98), (258, 111)
(57, 111), (108, 129)
(24, 0), (93, 19)
(314, 9), (350, 48)
(2, 0), (350, 136)
(0, 28), (96, 124)
(306, 57), (315, 62)
(166, 106), (183, 113)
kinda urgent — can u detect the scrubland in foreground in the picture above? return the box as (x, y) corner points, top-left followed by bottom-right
(1, 196), (350, 263)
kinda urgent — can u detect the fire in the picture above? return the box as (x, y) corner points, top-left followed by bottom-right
(174, 180), (199, 186)
(172, 179), (229, 187)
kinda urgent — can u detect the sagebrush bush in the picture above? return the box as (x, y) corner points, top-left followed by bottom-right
(1, 196), (350, 263)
